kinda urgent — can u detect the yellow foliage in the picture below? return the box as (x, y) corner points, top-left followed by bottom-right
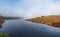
(26, 15), (60, 27)
(0, 20), (5, 24)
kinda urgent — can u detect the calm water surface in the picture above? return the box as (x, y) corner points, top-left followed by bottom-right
(0, 19), (60, 37)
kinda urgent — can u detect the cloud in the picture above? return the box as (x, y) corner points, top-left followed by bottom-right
(0, 0), (19, 17)
(18, 0), (60, 18)
(0, 0), (60, 19)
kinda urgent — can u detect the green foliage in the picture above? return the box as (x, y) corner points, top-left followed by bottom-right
(0, 32), (9, 37)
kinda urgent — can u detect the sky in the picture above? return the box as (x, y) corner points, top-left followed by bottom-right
(0, 0), (60, 18)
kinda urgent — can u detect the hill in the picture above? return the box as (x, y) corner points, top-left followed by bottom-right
(26, 15), (60, 28)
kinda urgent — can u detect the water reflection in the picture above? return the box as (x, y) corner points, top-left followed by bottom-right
(0, 19), (60, 37)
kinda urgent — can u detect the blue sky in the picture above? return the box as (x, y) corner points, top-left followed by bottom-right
(0, 0), (60, 18)
(0, 0), (18, 5)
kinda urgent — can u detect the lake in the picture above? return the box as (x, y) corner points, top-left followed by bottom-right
(0, 19), (60, 37)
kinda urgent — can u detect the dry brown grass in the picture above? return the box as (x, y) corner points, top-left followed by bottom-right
(26, 15), (60, 27)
